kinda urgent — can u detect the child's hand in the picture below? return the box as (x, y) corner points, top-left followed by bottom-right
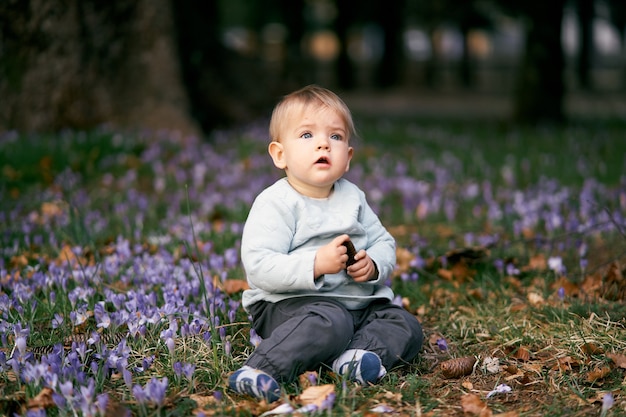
(347, 250), (377, 282)
(314, 234), (351, 277)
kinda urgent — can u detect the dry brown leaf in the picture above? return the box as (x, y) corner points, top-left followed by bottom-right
(429, 287), (461, 307)
(552, 356), (580, 372)
(581, 342), (605, 357)
(460, 393), (493, 417)
(298, 384), (335, 408)
(440, 357), (476, 378)
(435, 224), (455, 238)
(607, 352), (626, 369)
(395, 247), (415, 273)
(467, 288), (484, 300)
(527, 292), (544, 307)
(27, 387), (55, 410)
(381, 389), (403, 403)
(451, 262), (476, 281)
(222, 279), (249, 294)
(189, 393), (219, 408)
(298, 371), (319, 390)
(437, 268), (454, 281)
(509, 301), (526, 312)
(511, 346), (531, 362)
(41, 201), (67, 219)
(521, 363), (543, 375)
(551, 276), (580, 297)
(428, 332), (444, 346)
(602, 261), (625, 301)
(580, 272), (603, 297)
(586, 366), (612, 382)
(523, 254), (547, 272)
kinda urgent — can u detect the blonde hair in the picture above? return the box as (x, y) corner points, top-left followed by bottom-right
(269, 85), (356, 143)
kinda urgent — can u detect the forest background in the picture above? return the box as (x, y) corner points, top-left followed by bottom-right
(1, 0), (625, 134)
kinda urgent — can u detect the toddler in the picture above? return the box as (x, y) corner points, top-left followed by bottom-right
(228, 85), (423, 402)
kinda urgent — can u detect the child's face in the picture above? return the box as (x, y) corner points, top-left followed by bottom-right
(269, 105), (353, 198)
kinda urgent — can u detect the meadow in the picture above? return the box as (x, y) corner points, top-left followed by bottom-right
(0, 117), (625, 416)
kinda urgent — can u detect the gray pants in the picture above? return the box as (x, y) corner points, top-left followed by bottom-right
(245, 297), (424, 383)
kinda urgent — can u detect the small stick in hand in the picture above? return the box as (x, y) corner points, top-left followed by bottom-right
(342, 240), (357, 267)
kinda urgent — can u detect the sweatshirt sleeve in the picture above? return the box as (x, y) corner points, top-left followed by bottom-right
(241, 192), (321, 293)
(359, 192), (396, 283)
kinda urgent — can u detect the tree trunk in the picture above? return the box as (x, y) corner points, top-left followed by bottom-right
(0, 0), (199, 135)
(513, 1), (567, 124)
(576, 0), (594, 90)
(373, 0), (406, 89)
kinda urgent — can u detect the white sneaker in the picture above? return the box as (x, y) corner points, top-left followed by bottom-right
(332, 349), (386, 384)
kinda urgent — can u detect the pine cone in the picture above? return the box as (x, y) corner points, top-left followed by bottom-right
(343, 240), (357, 267)
(440, 356), (477, 378)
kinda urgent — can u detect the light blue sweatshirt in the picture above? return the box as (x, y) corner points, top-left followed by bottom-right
(241, 177), (396, 310)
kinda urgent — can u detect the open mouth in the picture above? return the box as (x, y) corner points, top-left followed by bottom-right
(316, 156), (330, 164)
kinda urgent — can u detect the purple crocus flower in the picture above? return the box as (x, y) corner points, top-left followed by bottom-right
(436, 338), (448, 351)
(144, 377), (168, 407)
(132, 384), (147, 404)
(249, 329), (262, 348)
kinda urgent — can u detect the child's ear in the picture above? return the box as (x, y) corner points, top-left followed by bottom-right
(268, 141), (286, 169)
(344, 146), (354, 172)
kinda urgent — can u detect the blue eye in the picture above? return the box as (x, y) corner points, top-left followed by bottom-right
(331, 134), (342, 141)
(301, 132), (312, 139)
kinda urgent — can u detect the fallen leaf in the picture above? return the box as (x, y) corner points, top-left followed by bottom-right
(527, 292), (544, 307)
(369, 403), (396, 413)
(395, 247), (415, 273)
(523, 254), (547, 272)
(607, 353), (626, 369)
(222, 279), (249, 294)
(551, 276), (580, 297)
(460, 393), (492, 417)
(482, 357), (500, 374)
(298, 384), (335, 409)
(511, 346), (531, 362)
(189, 393), (218, 408)
(586, 366), (612, 382)
(580, 273), (603, 297)
(298, 371), (319, 389)
(602, 261), (625, 301)
(581, 342), (604, 357)
(27, 387), (55, 409)
(552, 356), (579, 372)
(437, 268), (454, 281)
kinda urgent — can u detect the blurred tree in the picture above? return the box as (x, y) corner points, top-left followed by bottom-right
(606, 0), (626, 87)
(576, 0), (594, 90)
(252, 0), (314, 90)
(454, 3), (493, 88)
(373, 0), (407, 89)
(334, 0), (407, 90)
(170, 0), (279, 133)
(408, 0), (448, 89)
(407, 0), (493, 89)
(334, 0), (359, 90)
(0, 0), (199, 134)
(499, 0), (567, 123)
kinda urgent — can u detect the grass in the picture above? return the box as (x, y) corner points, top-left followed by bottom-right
(0, 118), (625, 416)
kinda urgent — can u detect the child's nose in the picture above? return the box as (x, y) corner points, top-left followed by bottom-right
(317, 137), (330, 150)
